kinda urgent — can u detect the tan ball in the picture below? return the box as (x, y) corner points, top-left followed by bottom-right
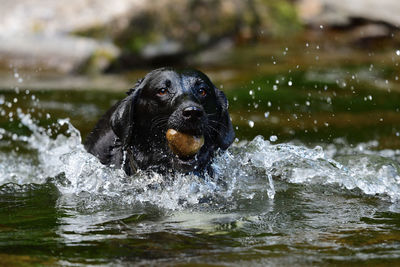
(166, 129), (204, 157)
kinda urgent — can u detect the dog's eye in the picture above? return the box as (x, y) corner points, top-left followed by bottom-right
(157, 88), (168, 96)
(198, 88), (207, 97)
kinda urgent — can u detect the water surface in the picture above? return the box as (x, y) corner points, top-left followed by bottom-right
(1, 43), (400, 265)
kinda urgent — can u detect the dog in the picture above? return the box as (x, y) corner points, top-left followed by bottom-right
(84, 68), (234, 176)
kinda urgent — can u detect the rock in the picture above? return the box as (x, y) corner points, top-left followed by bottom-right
(0, 0), (302, 72)
(0, 0), (143, 73)
(111, 0), (301, 68)
(0, 35), (119, 73)
(296, 0), (400, 28)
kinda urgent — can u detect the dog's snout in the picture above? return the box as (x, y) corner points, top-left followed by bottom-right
(182, 106), (204, 119)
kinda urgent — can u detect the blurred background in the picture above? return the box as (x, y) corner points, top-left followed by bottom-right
(1, 0), (400, 147)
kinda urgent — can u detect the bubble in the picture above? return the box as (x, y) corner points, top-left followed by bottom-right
(288, 81), (293, 86)
(264, 112), (270, 118)
(248, 120), (255, 128)
(396, 50), (400, 56)
(326, 97), (332, 104)
(269, 135), (278, 142)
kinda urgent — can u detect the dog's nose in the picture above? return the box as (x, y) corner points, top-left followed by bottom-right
(182, 106), (204, 119)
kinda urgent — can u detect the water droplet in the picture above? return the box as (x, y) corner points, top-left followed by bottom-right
(306, 101), (311, 106)
(288, 81), (293, 86)
(396, 132), (400, 137)
(264, 112), (270, 118)
(273, 85), (278, 91)
(269, 135), (278, 142)
(248, 120), (255, 128)
(249, 90), (254, 95)
(320, 25), (324, 29)
(396, 50), (400, 56)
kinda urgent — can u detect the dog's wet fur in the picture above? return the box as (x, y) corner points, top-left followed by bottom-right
(84, 68), (234, 176)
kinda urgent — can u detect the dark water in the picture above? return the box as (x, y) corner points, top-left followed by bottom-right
(1, 43), (400, 266)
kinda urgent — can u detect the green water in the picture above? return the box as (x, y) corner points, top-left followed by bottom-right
(1, 42), (400, 266)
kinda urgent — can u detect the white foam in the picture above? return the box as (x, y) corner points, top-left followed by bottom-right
(1, 113), (400, 211)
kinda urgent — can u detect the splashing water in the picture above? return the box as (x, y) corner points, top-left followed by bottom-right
(1, 109), (400, 213)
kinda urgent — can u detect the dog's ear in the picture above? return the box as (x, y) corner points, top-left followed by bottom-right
(110, 79), (144, 147)
(215, 88), (235, 150)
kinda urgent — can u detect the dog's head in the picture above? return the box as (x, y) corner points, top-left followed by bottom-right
(111, 68), (235, 173)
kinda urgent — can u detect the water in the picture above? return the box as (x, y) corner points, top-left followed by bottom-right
(1, 85), (400, 265)
(1, 42), (400, 264)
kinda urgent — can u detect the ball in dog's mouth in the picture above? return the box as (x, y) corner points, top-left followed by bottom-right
(166, 129), (204, 158)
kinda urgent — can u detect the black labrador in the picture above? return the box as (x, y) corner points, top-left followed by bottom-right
(84, 68), (234, 176)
